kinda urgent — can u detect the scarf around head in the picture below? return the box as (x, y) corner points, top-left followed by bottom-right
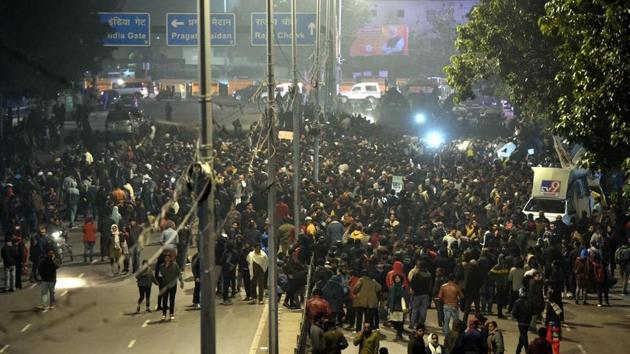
(427, 333), (442, 354)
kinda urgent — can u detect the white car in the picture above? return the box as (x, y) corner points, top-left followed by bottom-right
(342, 82), (382, 102)
(111, 81), (149, 98)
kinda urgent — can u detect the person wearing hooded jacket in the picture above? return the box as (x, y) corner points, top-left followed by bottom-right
(388, 274), (409, 340)
(386, 260), (409, 289)
(322, 274), (347, 325)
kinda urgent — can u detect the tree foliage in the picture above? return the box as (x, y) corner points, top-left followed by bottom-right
(0, 0), (120, 98)
(540, 0), (630, 171)
(446, 0), (630, 172)
(445, 0), (564, 123)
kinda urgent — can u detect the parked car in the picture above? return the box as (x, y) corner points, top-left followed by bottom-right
(111, 81), (150, 98)
(341, 82), (382, 102)
(105, 108), (145, 135)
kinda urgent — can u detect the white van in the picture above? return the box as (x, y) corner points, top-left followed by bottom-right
(342, 82), (382, 102)
(522, 167), (594, 225)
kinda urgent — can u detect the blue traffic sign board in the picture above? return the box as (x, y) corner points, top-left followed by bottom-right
(99, 13), (150, 46)
(251, 12), (316, 46)
(166, 13), (236, 46)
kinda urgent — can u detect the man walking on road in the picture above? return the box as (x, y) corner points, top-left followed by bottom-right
(38, 249), (59, 311)
(83, 217), (97, 263)
(158, 252), (184, 321)
(438, 273), (464, 334)
(512, 288), (533, 354)
(127, 218), (143, 273)
(408, 260), (432, 328)
(247, 243), (268, 305)
(615, 240), (630, 294)
(1, 239), (18, 292)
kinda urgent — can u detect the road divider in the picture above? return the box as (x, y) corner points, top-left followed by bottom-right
(249, 304), (269, 354)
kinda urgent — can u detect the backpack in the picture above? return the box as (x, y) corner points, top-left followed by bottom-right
(616, 246), (630, 266)
(593, 261), (606, 284)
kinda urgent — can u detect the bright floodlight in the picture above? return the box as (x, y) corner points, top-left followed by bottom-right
(414, 113), (426, 124)
(56, 277), (87, 289)
(425, 131), (445, 148)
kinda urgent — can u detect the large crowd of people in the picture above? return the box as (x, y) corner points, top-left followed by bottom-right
(1, 99), (629, 354)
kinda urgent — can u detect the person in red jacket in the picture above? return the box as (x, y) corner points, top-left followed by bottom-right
(306, 288), (332, 323)
(385, 260), (408, 289)
(83, 217), (97, 263)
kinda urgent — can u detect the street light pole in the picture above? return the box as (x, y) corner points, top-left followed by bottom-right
(197, 0), (216, 354)
(313, 0), (322, 182)
(265, 0), (279, 353)
(290, 0), (301, 244)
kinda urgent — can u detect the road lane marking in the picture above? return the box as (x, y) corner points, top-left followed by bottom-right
(128, 340), (136, 349)
(78, 273), (85, 278)
(141, 320), (150, 328)
(249, 304), (269, 354)
(577, 344), (587, 354)
(21, 324), (32, 333)
(91, 260), (99, 264)
(60, 290), (69, 297)
(562, 323), (572, 332)
(0, 344), (9, 353)
(29, 283), (37, 289)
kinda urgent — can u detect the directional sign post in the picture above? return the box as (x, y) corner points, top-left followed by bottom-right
(166, 13), (235, 46)
(251, 12), (316, 46)
(99, 13), (150, 46)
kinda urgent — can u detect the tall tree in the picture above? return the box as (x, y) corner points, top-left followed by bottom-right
(444, 0), (564, 123)
(540, 0), (630, 171)
(0, 0), (120, 98)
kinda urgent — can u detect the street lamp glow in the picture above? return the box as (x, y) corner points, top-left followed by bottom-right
(425, 131), (445, 148)
(414, 112), (426, 124)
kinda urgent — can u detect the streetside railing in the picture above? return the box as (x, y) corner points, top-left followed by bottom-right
(294, 253), (315, 354)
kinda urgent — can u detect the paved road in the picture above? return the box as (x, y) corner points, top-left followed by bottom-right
(0, 229), (265, 354)
(139, 98), (263, 128)
(2, 227), (630, 354)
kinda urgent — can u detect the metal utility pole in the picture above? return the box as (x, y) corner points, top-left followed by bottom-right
(265, 0), (279, 353)
(197, 0), (216, 353)
(313, 0), (322, 182)
(336, 0), (342, 95)
(291, 0), (301, 241)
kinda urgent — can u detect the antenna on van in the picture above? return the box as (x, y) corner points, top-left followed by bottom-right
(553, 135), (574, 169)
(553, 135), (587, 169)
